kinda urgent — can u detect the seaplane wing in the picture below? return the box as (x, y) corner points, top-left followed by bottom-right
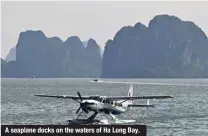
(105, 95), (173, 100)
(34, 94), (90, 100)
(35, 94), (173, 100)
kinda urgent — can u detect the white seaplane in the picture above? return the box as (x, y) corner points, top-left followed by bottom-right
(35, 85), (173, 124)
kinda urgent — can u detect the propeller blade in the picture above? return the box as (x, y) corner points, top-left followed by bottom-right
(76, 106), (81, 114)
(77, 92), (82, 101)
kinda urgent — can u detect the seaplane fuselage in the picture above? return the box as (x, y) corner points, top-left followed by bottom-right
(80, 97), (130, 115)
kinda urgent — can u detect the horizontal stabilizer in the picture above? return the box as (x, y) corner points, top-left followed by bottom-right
(128, 104), (156, 107)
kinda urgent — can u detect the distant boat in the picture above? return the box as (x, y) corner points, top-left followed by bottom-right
(90, 79), (103, 83)
(31, 76), (35, 79)
(93, 79), (98, 82)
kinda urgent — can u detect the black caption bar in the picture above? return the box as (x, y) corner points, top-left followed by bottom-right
(1, 125), (146, 136)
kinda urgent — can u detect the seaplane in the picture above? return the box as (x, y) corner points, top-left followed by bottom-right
(35, 85), (173, 125)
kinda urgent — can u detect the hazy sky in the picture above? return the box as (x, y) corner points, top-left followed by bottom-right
(1, 1), (208, 59)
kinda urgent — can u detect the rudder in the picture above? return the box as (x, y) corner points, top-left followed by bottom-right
(127, 85), (133, 104)
(127, 84), (133, 97)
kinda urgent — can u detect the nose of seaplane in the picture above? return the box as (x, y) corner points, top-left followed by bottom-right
(76, 92), (103, 114)
(81, 100), (100, 111)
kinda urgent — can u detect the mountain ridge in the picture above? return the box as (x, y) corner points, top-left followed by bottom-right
(102, 14), (208, 78)
(2, 14), (208, 78)
(2, 30), (102, 78)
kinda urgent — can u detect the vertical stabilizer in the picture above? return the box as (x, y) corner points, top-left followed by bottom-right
(127, 85), (133, 104)
(147, 99), (150, 105)
(127, 84), (133, 97)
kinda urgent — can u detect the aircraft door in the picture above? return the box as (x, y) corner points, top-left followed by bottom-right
(113, 101), (115, 106)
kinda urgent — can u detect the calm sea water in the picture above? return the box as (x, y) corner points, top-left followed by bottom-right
(1, 78), (208, 136)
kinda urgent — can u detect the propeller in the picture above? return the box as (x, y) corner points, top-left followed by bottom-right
(76, 91), (83, 114)
(76, 91), (94, 114)
(76, 106), (82, 114)
(77, 92), (82, 101)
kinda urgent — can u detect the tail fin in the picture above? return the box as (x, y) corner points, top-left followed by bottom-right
(147, 99), (150, 105)
(127, 85), (133, 104)
(127, 84), (133, 97)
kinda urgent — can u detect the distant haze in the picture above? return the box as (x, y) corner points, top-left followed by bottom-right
(1, 1), (208, 58)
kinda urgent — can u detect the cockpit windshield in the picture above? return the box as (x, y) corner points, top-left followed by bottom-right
(89, 96), (104, 102)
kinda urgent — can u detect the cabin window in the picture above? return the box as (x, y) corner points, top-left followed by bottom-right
(115, 103), (120, 106)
